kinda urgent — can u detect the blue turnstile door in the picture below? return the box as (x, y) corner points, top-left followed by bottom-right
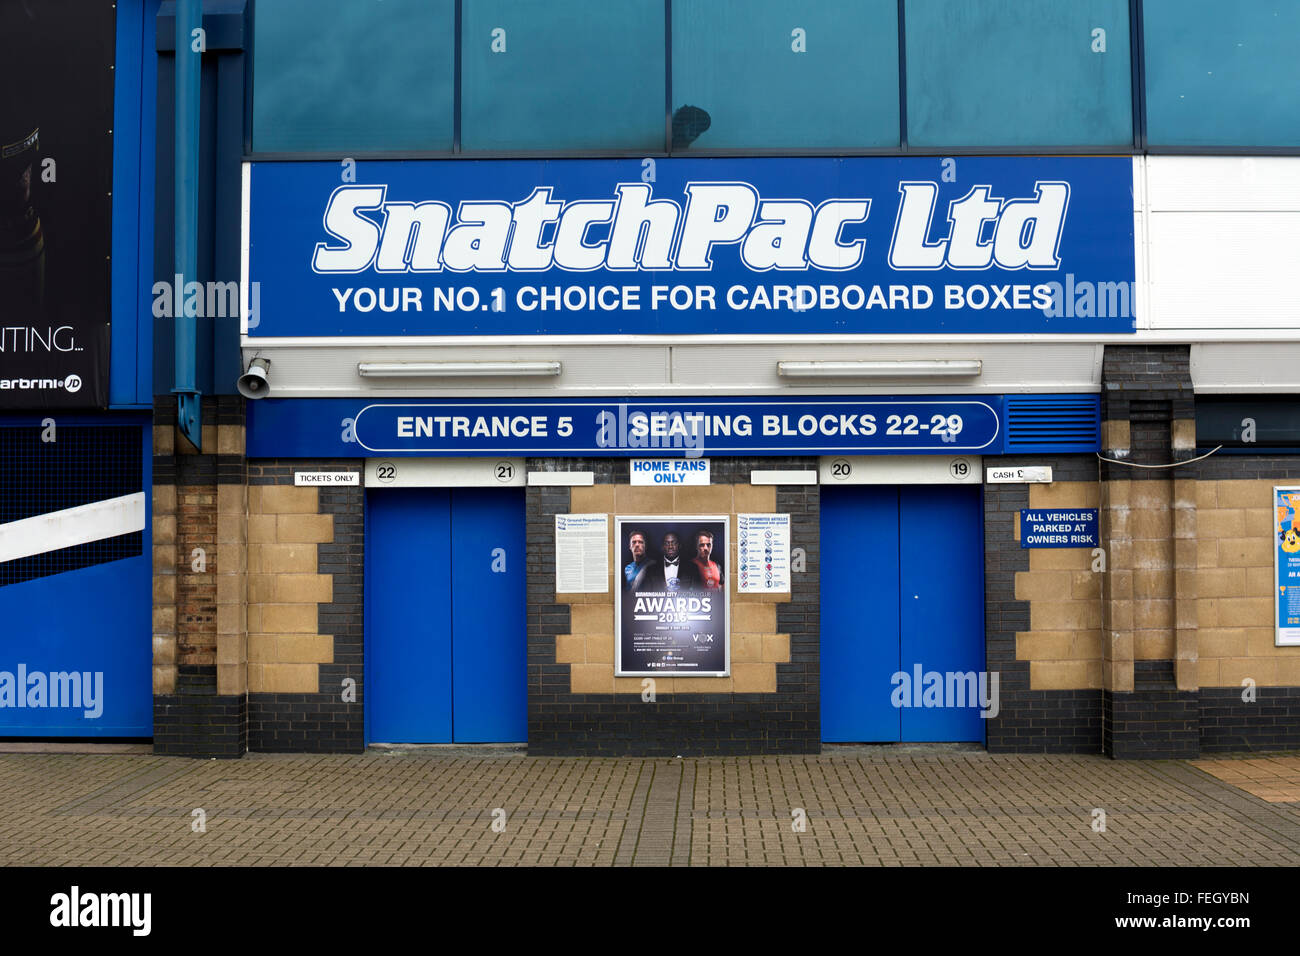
(821, 484), (985, 743)
(898, 486), (986, 742)
(366, 487), (526, 743)
(449, 488), (527, 742)
(821, 486), (902, 742)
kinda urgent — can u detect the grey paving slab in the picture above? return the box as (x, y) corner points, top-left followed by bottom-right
(0, 749), (1297, 866)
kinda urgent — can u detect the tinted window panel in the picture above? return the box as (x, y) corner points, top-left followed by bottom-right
(905, 0), (1132, 147)
(253, 0), (454, 152)
(673, 0), (900, 150)
(1145, 0), (1300, 147)
(461, 0), (664, 151)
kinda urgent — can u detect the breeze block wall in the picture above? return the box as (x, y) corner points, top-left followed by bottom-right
(527, 456), (820, 756)
(245, 459), (365, 753)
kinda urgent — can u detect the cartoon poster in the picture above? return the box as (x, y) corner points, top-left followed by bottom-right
(615, 516), (729, 676)
(1276, 487), (1300, 646)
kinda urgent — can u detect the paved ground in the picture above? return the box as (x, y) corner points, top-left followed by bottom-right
(2, 747), (1299, 866)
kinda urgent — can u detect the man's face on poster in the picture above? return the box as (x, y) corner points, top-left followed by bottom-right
(662, 533), (680, 560)
(695, 534), (713, 562)
(629, 533), (646, 562)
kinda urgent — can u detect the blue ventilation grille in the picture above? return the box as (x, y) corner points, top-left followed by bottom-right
(1002, 395), (1101, 453)
(0, 426), (143, 587)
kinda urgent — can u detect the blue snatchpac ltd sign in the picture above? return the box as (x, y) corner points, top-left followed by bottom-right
(245, 157), (1135, 337)
(1020, 509), (1099, 548)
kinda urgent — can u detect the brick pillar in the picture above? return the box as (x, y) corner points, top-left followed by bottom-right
(1099, 345), (1199, 758)
(1170, 419), (1200, 692)
(216, 426), (248, 699)
(152, 396), (248, 757)
(1100, 473), (1134, 698)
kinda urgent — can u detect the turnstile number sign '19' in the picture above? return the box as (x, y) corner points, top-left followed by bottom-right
(950, 459), (971, 480)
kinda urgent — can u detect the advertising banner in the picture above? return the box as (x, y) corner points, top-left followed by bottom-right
(616, 516), (729, 676)
(0, 0), (114, 408)
(1275, 487), (1300, 646)
(247, 395), (1005, 458)
(245, 156), (1136, 337)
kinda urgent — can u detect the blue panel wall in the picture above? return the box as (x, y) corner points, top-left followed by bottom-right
(0, 416), (152, 736)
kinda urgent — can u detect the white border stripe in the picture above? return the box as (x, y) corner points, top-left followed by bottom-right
(0, 493), (146, 563)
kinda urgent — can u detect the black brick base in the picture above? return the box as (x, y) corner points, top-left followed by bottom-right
(529, 697), (819, 756)
(1200, 687), (1300, 753)
(248, 688), (363, 753)
(987, 690), (1104, 753)
(1104, 690), (1200, 759)
(153, 694), (246, 758)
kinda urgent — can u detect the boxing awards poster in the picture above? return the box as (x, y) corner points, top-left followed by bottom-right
(615, 516), (729, 677)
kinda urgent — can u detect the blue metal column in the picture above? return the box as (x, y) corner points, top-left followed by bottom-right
(172, 0), (201, 448)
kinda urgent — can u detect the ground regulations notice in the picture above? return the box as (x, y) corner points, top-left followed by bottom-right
(555, 513), (609, 593)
